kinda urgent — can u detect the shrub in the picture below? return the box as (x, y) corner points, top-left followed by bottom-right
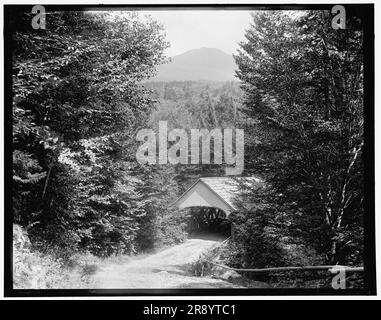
(228, 210), (288, 270)
(13, 224), (95, 289)
(154, 209), (188, 248)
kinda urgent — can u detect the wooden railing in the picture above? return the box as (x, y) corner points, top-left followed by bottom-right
(209, 262), (364, 273)
(208, 237), (363, 274)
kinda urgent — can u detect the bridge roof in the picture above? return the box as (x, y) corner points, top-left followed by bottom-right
(173, 176), (263, 214)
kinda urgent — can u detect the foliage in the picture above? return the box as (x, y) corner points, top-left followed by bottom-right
(234, 11), (364, 265)
(146, 81), (242, 130)
(229, 209), (289, 269)
(13, 224), (95, 288)
(132, 164), (188, 250)
(11, 9), (169, 255)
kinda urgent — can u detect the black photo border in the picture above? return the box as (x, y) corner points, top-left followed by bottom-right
(3, 3), (376, 297)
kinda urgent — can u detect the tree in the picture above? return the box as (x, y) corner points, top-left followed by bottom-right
(235, 11), (364, 265)
(12, 9), (169, 255)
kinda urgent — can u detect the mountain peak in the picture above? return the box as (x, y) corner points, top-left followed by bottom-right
(151, 47), (237, 82)
(199, 47), (227, 52)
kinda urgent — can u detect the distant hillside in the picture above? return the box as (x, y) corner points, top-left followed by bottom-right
(151, 47), (237, 82)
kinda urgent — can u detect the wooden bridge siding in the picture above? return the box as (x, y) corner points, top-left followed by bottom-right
(176, 181), (233, 215)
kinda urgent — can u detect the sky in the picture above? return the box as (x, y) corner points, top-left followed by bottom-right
(141, 10), (253, 57)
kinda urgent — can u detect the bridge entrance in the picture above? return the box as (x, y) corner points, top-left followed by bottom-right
(186, 206), (231, 238)
(173, 176), (263, 239)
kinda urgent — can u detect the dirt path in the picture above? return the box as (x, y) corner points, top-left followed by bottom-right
(92, 238), (243, 289)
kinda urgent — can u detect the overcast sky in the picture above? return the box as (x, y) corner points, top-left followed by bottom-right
(141, 10), (253, 57)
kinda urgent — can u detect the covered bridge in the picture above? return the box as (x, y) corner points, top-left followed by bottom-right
(173, 176), (263, 235)
(174, 176), (263, 215)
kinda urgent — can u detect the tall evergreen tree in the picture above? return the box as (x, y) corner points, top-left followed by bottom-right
(12, 10), (169, 254)
(235, 11), (364, 265)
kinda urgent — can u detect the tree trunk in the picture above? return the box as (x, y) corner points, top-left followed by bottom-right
(41, 163), (53, 201)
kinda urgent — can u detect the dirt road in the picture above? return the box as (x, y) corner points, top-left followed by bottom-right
(92, 238), (242, 289)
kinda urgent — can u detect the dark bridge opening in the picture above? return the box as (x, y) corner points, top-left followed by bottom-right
(186, 207), (231, 238)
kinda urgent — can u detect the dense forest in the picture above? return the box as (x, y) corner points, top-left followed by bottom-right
(11, 9), (365, 288)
